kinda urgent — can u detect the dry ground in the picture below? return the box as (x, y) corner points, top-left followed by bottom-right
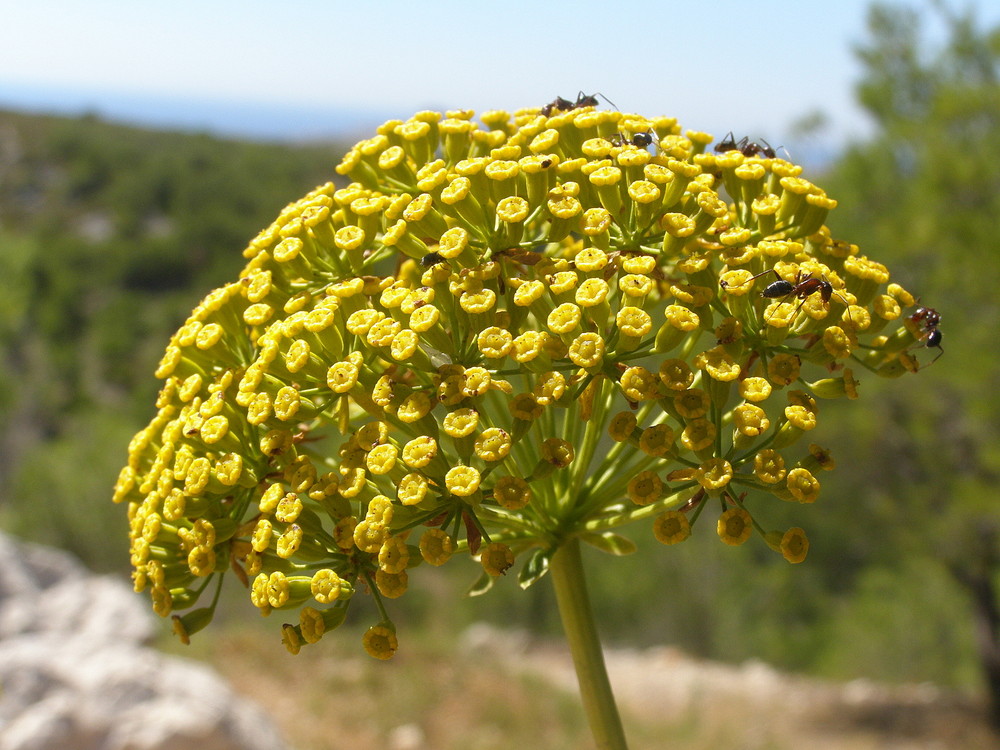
(194, 623), (998, 750)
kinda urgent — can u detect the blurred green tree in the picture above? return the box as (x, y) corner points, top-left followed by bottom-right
(0, 111), (344, 569)
(823, 1), (1000, 727)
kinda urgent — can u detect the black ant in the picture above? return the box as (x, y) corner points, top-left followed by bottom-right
(907, 305), (943, 365)
(541, 91), (618, 116)
(420, 252), (448, 268)
(609, 129), (657, 149)
(714, 131), (741, 152)
(714, 132), (776, 158)
(541, 96), (574, 117)
(721, 269), (852, 324)
(746, 140), (776, 158)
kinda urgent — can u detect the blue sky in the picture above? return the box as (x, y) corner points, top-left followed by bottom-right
(1, 0), (996, 145)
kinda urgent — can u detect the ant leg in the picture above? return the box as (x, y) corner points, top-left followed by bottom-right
(720, 268), (779, 290)
(831, 290), (855, 325)
(788, 296), (809, 323)
(905, 336), (943, 368)
(763, 294), (804, 326)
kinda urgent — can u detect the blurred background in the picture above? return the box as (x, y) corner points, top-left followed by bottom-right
(1, 1), (998, 748)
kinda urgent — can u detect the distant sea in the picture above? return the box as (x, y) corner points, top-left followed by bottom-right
(0, 81), (402, 144)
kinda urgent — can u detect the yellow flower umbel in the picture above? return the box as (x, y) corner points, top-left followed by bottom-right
(114, 105), (932, 677)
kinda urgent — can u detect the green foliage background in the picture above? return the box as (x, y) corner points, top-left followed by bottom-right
(1, 0), (996, 705)
(0, 112), (343, 565)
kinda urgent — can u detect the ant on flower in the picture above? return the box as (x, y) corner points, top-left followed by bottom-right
(492, 247), (543, 265)
(907, 305), (943, 365)
(489, 247), (546, 294)
(609, 129), (657, 149)
(714, 132), (777, 158)
(541, 91), (618, 116)
(721, 268), (853, 325)
(420, 251), (448, 268)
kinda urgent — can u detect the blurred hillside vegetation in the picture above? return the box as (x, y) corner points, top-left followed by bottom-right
(0, 110), (343, 560)
(0, 0), (997, 724)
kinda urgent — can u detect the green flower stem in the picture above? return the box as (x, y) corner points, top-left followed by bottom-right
(568, 400), (607, 502)
(583, 401), (658, 492)
(549, 537), (630, 750)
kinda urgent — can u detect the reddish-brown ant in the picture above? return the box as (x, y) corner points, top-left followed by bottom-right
(491, 247), (545, 295)
(493, 247), (543, 265)
(678, 488), (706, 512)
(721, 268), (853, 324)
(910, 305), (941, 329)
(907, 305), (943, 365)
(541, 91), (617, 116)
(600, 248), (660, 281)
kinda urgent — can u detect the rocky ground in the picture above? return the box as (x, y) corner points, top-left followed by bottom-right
(0, 531), (287, 750)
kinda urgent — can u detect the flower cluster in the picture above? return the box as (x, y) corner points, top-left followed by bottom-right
(114, 105), (932, 658)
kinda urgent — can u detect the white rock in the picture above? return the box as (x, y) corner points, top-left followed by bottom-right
(0, 530), (288, 750)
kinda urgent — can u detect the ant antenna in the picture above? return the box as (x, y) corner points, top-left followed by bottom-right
(586, 91), (619, 110)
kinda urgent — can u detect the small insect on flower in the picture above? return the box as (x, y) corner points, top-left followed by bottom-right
(540, 96), (574, 117)
(721, 269), (852, 325)
(609, 129), (657, 149)
(744, 139), (776, 158)
(491, 247), (544, 294)
(713, 131), (741, 153)
(714, 132), (776, 158)
(600, 248), (660, 281)
(493, 247), (543, 265)
(541, 91), (617, 116)
(420, 252), (448, 268)
(908, 305), (943, 365)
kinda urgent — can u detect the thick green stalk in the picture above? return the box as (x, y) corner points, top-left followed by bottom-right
(549, 537), (630, 750)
